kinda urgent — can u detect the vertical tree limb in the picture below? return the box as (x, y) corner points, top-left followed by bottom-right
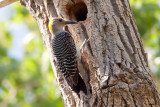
(20, 0), (160, 106)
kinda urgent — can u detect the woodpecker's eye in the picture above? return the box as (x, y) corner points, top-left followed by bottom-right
(59, 19), (62, 22)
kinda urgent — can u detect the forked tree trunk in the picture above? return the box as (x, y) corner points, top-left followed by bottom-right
(20, 0), (160, 106)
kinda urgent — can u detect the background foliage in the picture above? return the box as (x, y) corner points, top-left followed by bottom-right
(0, 0), (160, 106)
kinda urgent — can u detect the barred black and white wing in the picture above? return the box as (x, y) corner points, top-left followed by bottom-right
(52, 31), (86, 95)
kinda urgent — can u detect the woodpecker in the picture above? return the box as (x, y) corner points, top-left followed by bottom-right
(48, 17), (87, 96)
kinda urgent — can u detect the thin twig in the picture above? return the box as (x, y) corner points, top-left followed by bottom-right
(0, 0), (19, 8)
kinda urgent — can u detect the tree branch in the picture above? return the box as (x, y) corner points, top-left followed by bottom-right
(0, 0), (18, 8)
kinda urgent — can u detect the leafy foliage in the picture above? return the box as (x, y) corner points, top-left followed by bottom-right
(0, 3), (63, 107)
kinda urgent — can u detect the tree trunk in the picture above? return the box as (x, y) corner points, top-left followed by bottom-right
(20, 0), (160, 106)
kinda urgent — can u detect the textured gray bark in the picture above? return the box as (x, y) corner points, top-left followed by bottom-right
(20, 0), (160, 106)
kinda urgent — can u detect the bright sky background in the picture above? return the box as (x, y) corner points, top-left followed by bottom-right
(0, 3), (33, 61)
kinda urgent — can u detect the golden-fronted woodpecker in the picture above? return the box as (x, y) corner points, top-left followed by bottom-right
(48, 17), (87, 96)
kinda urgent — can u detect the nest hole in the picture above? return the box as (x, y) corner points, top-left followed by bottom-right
(67, 2), (88, 21)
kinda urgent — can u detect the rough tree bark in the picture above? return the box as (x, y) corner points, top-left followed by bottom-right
(20, 0), (160, 106)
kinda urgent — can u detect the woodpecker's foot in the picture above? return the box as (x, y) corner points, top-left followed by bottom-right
(80, 37), (91, 53)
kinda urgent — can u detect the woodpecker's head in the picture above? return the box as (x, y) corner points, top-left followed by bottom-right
(49, 17), (77, 34)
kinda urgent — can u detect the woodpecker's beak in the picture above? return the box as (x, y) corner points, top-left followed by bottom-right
(64, 20), (77, 24)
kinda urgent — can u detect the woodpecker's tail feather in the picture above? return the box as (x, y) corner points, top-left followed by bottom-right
(72, 74), (87, 96)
